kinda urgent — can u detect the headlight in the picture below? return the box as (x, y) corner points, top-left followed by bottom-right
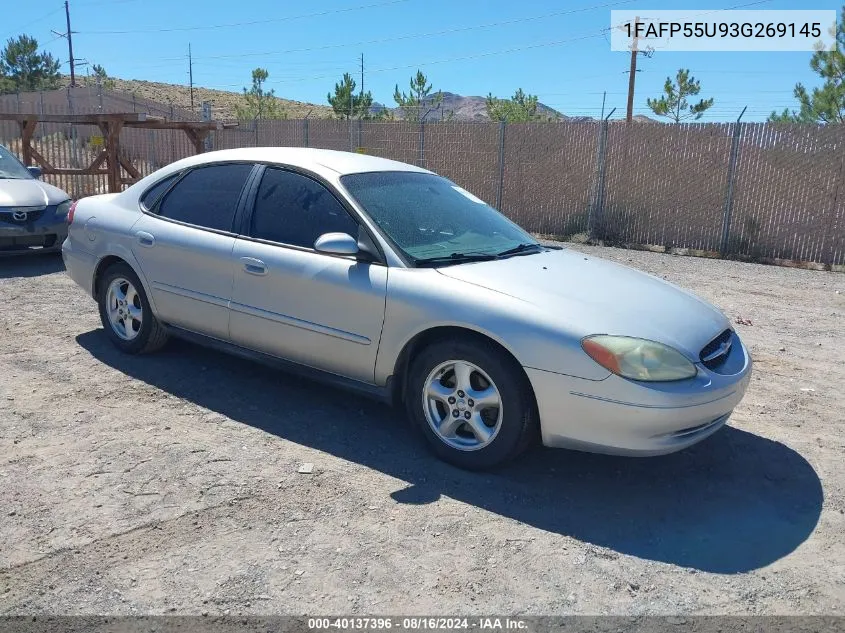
(581, 335), (697, 382)
(55, 199), (72, 219)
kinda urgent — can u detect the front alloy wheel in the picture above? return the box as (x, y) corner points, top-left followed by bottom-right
(423, 360), (504, 451)
(407, 338), (539, 470)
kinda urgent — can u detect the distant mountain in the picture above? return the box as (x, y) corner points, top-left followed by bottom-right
(58, 75), (654, 122)
(373, 91), (570, 122)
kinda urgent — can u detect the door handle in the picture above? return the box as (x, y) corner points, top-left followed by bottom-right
(136, 231), (155, 247)
(240, 257), (267, 276)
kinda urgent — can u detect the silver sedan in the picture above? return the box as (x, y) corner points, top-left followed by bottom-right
(62, 148), (751, 469)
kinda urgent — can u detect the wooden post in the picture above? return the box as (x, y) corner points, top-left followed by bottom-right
(625, 16), (640, 123)
(21, 117), (37, 166)
(0, 113), (232, 191)
(184, 128), (210, 154)
(100, 118), (124, 193)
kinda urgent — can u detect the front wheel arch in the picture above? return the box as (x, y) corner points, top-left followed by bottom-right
(391, 326), (537, 414)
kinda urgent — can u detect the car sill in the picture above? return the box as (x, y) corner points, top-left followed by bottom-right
(163, 325), (392, 403)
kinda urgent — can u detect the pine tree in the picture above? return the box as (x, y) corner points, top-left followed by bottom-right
(646, 69), (714, 123)
(235, 68), (286, 120)
(486, 89), (549, 122)
(393, 70), (444, 121)
(327, 72), (375, 119)
(769, 7), (845, 123)
(0, 35), (61, 94)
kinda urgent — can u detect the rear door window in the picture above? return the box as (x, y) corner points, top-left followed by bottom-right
(157, 164), (253, 232)
(140, 173), (179, 210)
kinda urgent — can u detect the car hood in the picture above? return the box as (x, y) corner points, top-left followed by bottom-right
(435, 248), (730, 360)
(0, 178), (69, 208)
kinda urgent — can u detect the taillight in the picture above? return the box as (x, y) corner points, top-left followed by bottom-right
(67, 200), (77, 224)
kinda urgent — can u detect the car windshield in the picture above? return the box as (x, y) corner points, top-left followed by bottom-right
(0, 146), (33, 180)
(340, 171), (541, 265)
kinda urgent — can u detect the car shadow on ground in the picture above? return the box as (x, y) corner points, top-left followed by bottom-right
(0, 252), (64, 278)
(77, 330), (823, 575)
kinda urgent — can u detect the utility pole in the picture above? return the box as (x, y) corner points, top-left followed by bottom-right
(188, 43), (194, 110)
(360, 53), (364, 99)
(625, 16), (640, 123)
(61, 1), (77, 87)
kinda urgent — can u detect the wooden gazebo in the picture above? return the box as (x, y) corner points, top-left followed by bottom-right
(0, 112), (234, 193)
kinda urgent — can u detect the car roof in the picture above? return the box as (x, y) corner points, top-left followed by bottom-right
(120, 147), (434, 204)
(162, 147), (431, 177)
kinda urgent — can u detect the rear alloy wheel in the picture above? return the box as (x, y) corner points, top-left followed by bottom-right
(97, 263), (168, 354)
(105, 277), (143, 342)
(407, 339), (538, 470)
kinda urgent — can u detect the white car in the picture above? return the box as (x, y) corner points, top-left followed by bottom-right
(62, 148), (751, 469)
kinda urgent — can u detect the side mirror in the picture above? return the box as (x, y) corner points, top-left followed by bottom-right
(27, 166), (42, 179)
(314, 232), (359, 256)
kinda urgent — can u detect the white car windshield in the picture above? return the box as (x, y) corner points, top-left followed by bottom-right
(0, 146), (33, 180)
(340, 171), (541, 265)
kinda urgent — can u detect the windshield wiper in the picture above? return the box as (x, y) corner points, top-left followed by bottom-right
(494, 243), (544, 258)
(415, 252), (499, 267)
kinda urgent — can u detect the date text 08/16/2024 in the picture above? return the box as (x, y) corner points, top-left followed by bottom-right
(307, 618), (528, 631)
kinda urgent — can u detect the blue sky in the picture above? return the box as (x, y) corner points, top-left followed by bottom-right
(5, 0), (841, 121)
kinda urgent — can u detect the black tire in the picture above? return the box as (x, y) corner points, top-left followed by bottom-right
(406, 338), (539, 470)
(97, 262), (168, 354)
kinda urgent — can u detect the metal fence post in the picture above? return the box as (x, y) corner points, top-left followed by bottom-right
(149, 128), (156, 171)
(357, 118), (363, 151)
(587, 108), (614, 240)
(419, 121), (426, 168)
(495, 121), (506, 210)
(303, 118), (309, 147)
(201, 101), (212, 152)
(720, 107), (747, 255)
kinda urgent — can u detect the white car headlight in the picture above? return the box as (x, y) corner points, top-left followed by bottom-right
(55, 199), (72, 219)
(581, 335), (697, 382)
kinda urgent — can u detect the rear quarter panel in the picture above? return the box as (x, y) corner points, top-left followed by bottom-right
(65, 193), (155, 310)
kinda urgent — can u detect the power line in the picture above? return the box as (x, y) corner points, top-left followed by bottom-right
(269, 31), (612, 85)
(1, 5), (64, 40)
(73, 0), (144, 6)
(159, 0), (636, 63)
(79, 0), (411, 35)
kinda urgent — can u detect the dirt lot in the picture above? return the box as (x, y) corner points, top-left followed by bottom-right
(0, 244), (843, 616)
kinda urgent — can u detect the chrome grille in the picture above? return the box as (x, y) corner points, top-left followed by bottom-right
(700, 329), (733, 370)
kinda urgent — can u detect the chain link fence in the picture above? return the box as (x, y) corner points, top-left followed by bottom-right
(1, 88), (844, 267)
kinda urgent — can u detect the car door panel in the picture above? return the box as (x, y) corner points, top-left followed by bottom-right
(229, 241), (387, 383)
(130, 214), (235, 340)
(228, 166), (388, 383)
(129, 162), (255, 340)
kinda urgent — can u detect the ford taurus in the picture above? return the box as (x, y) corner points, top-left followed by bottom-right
(62, 148), (752, 469)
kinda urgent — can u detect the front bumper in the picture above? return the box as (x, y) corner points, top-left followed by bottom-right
(0, 213), (68, 254)
(527, 334), (752, 456)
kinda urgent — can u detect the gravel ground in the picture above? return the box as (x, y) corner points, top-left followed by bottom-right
(0, 245), (843, 616)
